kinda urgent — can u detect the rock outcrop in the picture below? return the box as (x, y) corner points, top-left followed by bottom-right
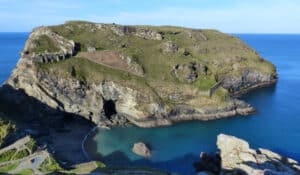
(173, 62), (208, 83)
(195, 134), (300, 175)
(132, 142), (151, 157)
(222, 69), (277, 95)
(110, 25), (163, 40)
(161, 41), (178, 53)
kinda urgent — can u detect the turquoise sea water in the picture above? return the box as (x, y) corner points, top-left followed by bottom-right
(87, 34), (300, 174)
(1, 33), (300, 174)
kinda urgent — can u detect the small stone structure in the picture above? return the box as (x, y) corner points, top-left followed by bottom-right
(32, 52), (70, 63)
(22, 26), (76, 63)
(208, 81), (223, 97)
(87, 47), (96, 52)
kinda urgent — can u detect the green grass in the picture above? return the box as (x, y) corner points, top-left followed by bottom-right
(39, 156), (62, 173)
(31, 35), (60, 53)
(0, 148), (31, 163)
(0, 162), (19, 173)
(63, 161), (106, 174)
(32, 21), (276, 107)
(17, 169), (34, 175)
(25, 138), (36, 153)
(12, 149), (30, 160)
(194, 75), (217, 91)
(0, 149), (17, 162)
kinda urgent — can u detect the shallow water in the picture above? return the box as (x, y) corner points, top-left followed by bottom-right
(87, 34), (300, 174)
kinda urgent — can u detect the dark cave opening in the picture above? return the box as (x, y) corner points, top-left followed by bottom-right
(103, 99), (117, 119)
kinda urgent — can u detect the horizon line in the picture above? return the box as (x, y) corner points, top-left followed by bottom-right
(0, 31), (300, 35)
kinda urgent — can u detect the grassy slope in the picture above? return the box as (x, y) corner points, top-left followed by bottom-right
(33, 21), (275, 107)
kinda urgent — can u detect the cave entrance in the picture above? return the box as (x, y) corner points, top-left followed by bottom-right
(103, 99), (117, 119)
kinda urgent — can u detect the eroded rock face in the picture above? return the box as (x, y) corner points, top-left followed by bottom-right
(217, 134), (300, 175)
(132, 142), (151, 157)
(222, 69), (277, 95)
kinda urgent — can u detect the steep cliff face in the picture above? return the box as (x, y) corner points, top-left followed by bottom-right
(5, 21), (277, 127)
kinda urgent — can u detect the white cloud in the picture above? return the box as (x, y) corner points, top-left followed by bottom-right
(0, 0), (299, 33)
(86, 1), (300, 33)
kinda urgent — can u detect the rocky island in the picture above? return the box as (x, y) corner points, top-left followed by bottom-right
(5, 21), (276, 128)
(0, 21), (291, 174)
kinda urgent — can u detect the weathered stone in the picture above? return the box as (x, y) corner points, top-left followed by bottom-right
(217, 134), (300, 175)
(222, 69), (277, 95)
(161, 41), (178, 53)
(110, 25), (162, 40)
(173, 62), (207, 83)
(132, 142), (151, 157)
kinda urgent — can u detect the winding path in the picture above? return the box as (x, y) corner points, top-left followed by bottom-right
(81, 126), (98, 161)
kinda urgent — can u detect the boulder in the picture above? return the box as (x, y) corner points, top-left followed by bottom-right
(217, 134), (300, 175)
(132, 142), (151, 157)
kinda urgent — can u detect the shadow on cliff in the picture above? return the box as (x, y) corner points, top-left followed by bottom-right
(0, 84), (95, 165)
(0, 84), (198, 174)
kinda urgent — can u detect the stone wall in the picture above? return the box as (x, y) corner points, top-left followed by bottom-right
(208, 81), (223, 97)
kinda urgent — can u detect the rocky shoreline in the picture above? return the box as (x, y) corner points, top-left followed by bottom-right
(125, 101), (256, 128)
(194, 134), (300, 175)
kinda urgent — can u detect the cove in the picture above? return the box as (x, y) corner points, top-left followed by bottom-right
(84, 34), (300, 174)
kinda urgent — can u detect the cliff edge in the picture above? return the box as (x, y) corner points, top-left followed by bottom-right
(5, 21), (277, 127)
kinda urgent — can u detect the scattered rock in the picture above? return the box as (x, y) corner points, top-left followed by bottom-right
(110, 25), (163, 40)
(132, 142), (151, 157)
(178, 48), (190, 56)
(173, 62), (208, 83)
(161, 41), (178, 53)
(135, 28), (163, 40)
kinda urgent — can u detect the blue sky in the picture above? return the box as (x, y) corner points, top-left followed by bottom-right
(0, 0), (299, 33)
